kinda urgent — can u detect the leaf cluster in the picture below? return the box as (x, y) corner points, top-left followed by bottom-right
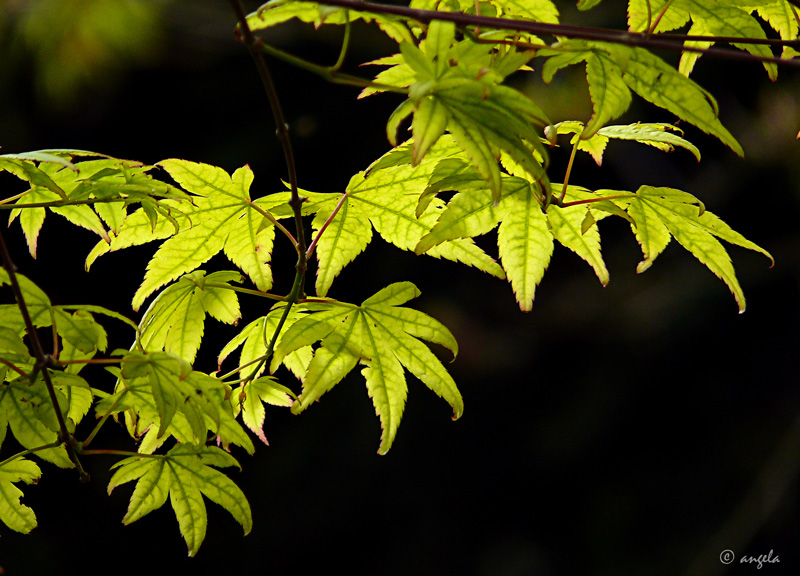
(0, 0), (791, 557)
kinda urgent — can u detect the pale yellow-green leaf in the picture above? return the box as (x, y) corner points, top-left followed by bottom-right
(312, 197), (373, 297)
(497, 185), (554, 311)
(628, 0), (690, 32)
(548, 185), (610, 286)
(621, 46), (744, 156)
(282, 283), (462, 453)
(675, 0), (778, 80)
(0, 459), (41, 534)
(584, 51), (632, 137)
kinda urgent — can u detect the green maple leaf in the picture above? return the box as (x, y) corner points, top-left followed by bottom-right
(680, 0), (777, 79)
(617, 186), (773, 312)
(107, 444), (252, 557)
(138, 270), (243, 364)
(628, 0), (691, 32)
(305, 138), (504, 297)
(756, 1), (800, 59)
(104, 353), (253, 453)
(412, 157), (560, 310)
(552, 121), (701, 166)
(388, 20), (551, 203)
(548, 185), (610, 287)
(0, 379), (72, 468)
(272, 282), (462, 454)
(0, 459), (41, 534)
(544, 41), (743, 155)
(131, 160), (285, 311)
(5, 155), (188, 259)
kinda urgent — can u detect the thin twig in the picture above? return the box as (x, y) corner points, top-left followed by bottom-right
(229, 0), (308, 267)
(0, 357), (29, 378)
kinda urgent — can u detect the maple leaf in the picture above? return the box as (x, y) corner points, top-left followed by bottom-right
(614, 185), (773, 312)
(131, 160), (286, 311)
(543, 40), (743, 156)
(271, 282), (462, 454)
(138, 270), (243, 364)
(100, 354), (254, 453)
(387, 20), (551, 203)
(107, 444), (252, 557)
(296, 138), (504, 297)
(218, 306), (314, 382)
(0, 459), (41, 534)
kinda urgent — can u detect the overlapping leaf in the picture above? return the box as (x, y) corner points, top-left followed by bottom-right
(542, 41), (743, 155)
(271, 282), (462, 454)
(108, 444), (251, 556)
(3, 154), (189, 259)
(97, 355), (253, 454)
(218, 306), (314, 382)
(553, 121), (701, 165)
(0, 378), (73, 468)
(298, 138), (504, 297)
(126, 160), (286, 311)
(387, 20), (550, 203)
(412, 161), (611, 310)
(229, 376), (294, 445)
(137, 270), (242, 364)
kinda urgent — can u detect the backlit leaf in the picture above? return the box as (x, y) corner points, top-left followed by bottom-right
(0, 459), (41, 534)
(108, 444), (251, 556)
(275, 282), (462, 454)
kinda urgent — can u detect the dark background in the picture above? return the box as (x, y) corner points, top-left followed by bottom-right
(0, 1), (798, 575)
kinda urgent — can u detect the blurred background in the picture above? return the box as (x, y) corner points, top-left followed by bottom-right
(0, 1), (798, 574)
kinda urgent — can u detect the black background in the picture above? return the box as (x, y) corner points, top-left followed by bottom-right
(0, 1), (798, 575)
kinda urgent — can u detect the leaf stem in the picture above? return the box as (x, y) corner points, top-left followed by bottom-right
(331, 11), (352, 73)
(559, 194), (633, 208)
(253, 38), (409, 94)
(0, 228), (89, 482)
(648, 0), (674, 35)
(242, 271), (304, 384)
(0, 357), (29, 378)
(204, 281), (288, 302)
(559, 137), (580, 204)
(306, 191), (351, 259)
(81, 388), (127, 449)
(247, 199), (298, 252)
(76, 448), (151, 458)
(229, 0), (307, 260)
(0, 441), (61, 469)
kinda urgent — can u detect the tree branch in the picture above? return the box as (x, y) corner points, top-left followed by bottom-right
(0, 228), (89, 482)
(308, 0), (800, 67)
